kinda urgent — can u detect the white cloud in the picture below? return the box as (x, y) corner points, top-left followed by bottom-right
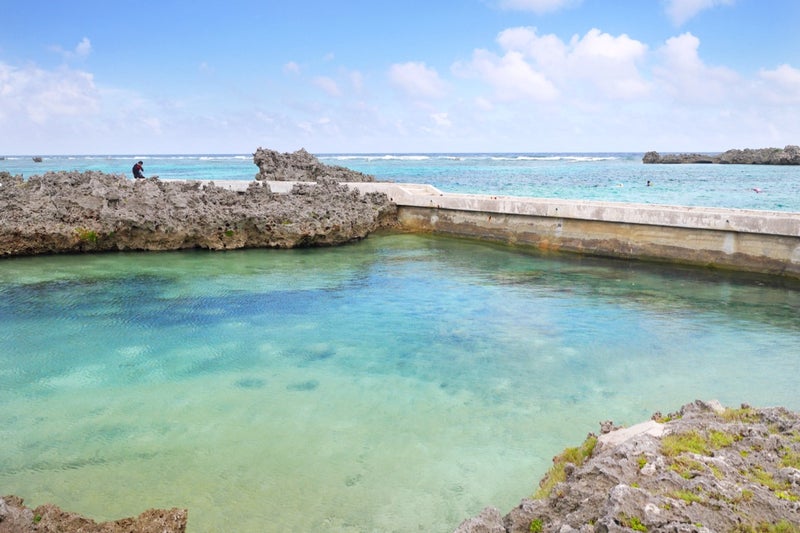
(664, 0), (735, 26)
(283, 61), (301, 75)
(313, 76), (341, 97)
(198, 61), (214, 74)
(497, 0), (580, 14)
(49, 37), (92, 61)
(0, 62), (100, 124)
(456, 27), (648, 102)
(569, 29), (647, 62)
(758, 64), (800, 104)
(140, 117), (162, 135)
(431, 112), (451, 127)
(497, 27), (567, 70)
(388, 62), (447, 99)
(654, 32), (739, 102)
(473, 97), (495, 111)
(455, 49), (559, 102)
(0, 59), (206, 152)
(660, 32), (704, 71)
(444, 25), (800, 151)
(349, 70), (364, 93)
(566, 29), (650, 98)
(75, 37), (92, 57)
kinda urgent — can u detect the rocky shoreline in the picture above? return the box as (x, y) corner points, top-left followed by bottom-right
(0, 148), (397, 257)
(455, 400), (800, 533)
(0, 496), (186, 533)
(642, 145), (800, 164)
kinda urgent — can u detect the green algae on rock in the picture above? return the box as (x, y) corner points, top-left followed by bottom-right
(455, 400), (800, 533)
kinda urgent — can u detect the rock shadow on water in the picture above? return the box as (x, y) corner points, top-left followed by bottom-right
(234, 377), (266, 389)
(286, 379), (319, 392)
(281, 344), (336, 365)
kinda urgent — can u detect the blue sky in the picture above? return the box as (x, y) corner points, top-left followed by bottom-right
(2, 0), (799, 154)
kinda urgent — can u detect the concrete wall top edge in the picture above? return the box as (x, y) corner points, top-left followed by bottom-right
(366, 186), (799, 238)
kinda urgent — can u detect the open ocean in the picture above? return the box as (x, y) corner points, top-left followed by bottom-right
(2, 152), (800, 211)
(1, 152), (799, 532)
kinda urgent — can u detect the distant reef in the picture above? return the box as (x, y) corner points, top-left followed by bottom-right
(643, 145), (800, 164)
(455, 400), (800, 533)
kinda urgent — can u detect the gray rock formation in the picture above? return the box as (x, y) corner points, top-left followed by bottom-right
(455, 400), (800, 533)
(715, 145), (800, 164)
(0, 171), (396, 256)
(642, 151), (716, 164)
(0, 495), (187, 533)
(253, 147), (374, 182)
(643, 145), (800, 164)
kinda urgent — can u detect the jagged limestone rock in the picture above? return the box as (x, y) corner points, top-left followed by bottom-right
(0, 495), (187, 533)
(455, 400), (800, 533)
(643, 145), (800, 164)
(253, 147), (375, 182)
(0, 170), (396, 256)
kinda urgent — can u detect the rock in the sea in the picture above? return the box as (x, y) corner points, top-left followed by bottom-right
(642, 151), (716, 164)
(455, 400), (800, 533)
(0, 170), (396, 256)
(253, 147), (375, 182)
(0, 495), (187, 533)
(643, 145), (800, 164)
(715, 145), (800, 164)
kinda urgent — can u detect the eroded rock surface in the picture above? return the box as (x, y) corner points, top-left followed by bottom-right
(253, 147), (375, 182)
(0, 171), (396, 256)
(455, 400), (800, 533)
(643, 145), (800, 164)
(0, 496), (187, 533)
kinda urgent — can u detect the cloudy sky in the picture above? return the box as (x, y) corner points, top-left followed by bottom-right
(2, 0), (799, 154)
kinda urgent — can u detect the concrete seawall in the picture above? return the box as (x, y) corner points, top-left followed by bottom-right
(209, 180), (800, 279)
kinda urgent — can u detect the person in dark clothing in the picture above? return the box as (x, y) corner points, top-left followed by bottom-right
(132, 161), (145, 179)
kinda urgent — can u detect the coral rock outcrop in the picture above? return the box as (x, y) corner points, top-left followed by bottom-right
(253, 147), (374, 182)
(455, 400), (800, 533)
(0, 496), (187, 533)
(0, 171), (396, 256)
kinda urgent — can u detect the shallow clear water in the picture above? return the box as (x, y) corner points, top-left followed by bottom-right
(1, 234), (799, 531)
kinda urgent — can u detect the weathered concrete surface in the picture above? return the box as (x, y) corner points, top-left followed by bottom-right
(190, 180), (442, 202)
(455, 400), (800, 533)
(0, 495), (187, 533)
(388, 188), (800, 279)
(643, 145), (800, 164)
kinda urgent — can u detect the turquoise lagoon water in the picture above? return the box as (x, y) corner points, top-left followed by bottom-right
(2, 234), (800, 532)
(3, 152), (800, 211)
(2, 153), (800, 530)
